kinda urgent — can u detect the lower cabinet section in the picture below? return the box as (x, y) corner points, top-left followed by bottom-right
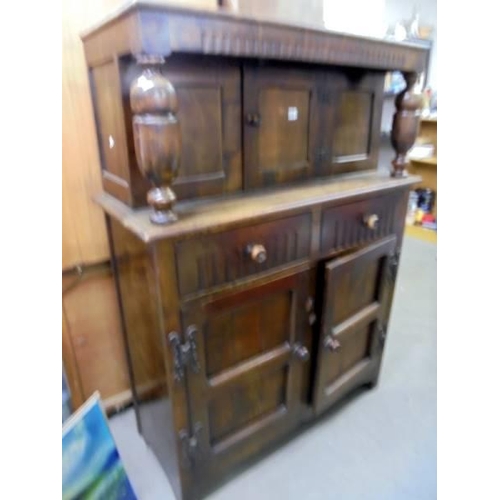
(110, 214), (404, 500)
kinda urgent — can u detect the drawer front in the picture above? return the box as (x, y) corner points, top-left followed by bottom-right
(320, 192), (405, 254)
(176, 214), (312, 296)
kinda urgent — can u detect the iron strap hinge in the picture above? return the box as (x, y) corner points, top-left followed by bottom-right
(377, 323), (387, 350)
(179, 422), (203, 467)
(387, 249), (401, 282)
(168, 325), (200, 382)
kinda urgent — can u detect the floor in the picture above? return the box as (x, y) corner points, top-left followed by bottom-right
(109, 235), (437, 500)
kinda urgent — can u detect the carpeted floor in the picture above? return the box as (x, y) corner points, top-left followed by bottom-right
(109, 235), (437, 500)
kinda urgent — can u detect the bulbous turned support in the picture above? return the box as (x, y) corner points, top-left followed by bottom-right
(390, 72), (423, 178)
(130, 54), (181, 224)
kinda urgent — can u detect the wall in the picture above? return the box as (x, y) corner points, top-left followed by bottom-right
(323, 0), (387, 38)
(62, 0), (119, 270)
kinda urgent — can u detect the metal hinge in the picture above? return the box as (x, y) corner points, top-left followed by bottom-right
(377, 323), (387, 350)
(179, 422), (203, 467)
(387, 249), (401, 282)
(305, 296), (316, 326)
(168, 325), (200, 382)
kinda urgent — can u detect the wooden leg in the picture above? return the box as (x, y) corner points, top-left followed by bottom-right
(390, 72), (423, 178)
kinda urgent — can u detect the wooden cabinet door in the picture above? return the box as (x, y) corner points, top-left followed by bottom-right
(315, 71), (385, 177)
(313, 236), (397, 414)
(122, 55), (242, 203)
(243, 65), (321, 189)
(181, 272), (310, 477)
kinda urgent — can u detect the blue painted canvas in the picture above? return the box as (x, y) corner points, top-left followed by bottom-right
(62, 392), (137, 500)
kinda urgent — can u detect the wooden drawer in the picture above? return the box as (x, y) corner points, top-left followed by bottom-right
(320, 192), (405, 254)
(176, 214), (311, 296)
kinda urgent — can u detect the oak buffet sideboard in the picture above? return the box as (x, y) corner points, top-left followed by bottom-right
(81, 3), (426, 499)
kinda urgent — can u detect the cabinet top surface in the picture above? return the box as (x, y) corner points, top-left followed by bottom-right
(95, 172), (420, 243)
(81, 0), (430, 72)
(82, 0), (424, 48)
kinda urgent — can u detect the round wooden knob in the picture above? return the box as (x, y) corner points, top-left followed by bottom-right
(324, 336), (341, 352)
(246, 243), (267, 263)
(363, 214), (379, 230)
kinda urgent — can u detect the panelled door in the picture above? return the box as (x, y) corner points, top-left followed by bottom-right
(122, 55), (242, 202)
(243, 65), (322, 189)
(315, 70), (385, 177)
(180, 271), (311, 476)
(313, 236), (398, 414)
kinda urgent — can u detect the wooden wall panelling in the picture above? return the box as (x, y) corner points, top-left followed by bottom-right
(62, 264), (132, 413)
(62, 306), (85, 410)
(62, 0), (123, 269)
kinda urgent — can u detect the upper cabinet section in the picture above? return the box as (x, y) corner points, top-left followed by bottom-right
(82, 3), (430, 208)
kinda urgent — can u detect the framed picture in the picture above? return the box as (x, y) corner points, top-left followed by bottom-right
(62, 392), (137, 500)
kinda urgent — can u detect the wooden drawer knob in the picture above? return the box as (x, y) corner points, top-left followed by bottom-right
(363, 214), (379, 230)
(246, 243), (267, 264)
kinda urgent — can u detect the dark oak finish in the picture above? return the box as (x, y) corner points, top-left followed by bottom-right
(324, 70), (385, 176)
(390, 72), (424, 177)
(243, 65), (321, 188)
(123, 55), (243, 202)
(100, 183), (412, 500)
(130, 54), (182, 224)
(319, 191), (405, 255)
(181, 271), (310, 490)
(83, 4), (426, 499)
(83, 2), (428, 207)
(81, 2), (429, 72)
(94, 173), (419, 243)
(107, 218), (166, 402)
(175, 213), (311, 297)
(90, 60), (135, 205)
(313, 236), (397, 414)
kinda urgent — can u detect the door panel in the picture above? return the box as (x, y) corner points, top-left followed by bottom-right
(313, 236), (397, 414)
(315, 71), (384, 177)
(332, 90), (373, 159)
(203, 292), (290, 377)
(243, 66), (321, 189)
(182, 271), (310, 473)
(258, 88), (310, 170)
(208, 365), (288, 447)
(122, 56), (242, 202)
